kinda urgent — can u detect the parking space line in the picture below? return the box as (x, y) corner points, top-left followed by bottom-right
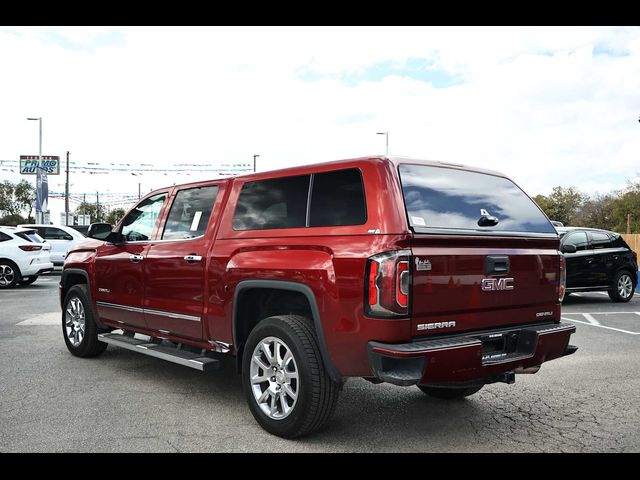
(581, 313), (600, 325)
(561, 316), (640, 335)
(562, 312), (640, 315)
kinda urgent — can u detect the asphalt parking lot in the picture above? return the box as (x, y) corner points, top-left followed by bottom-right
(1, 274), (639, 452)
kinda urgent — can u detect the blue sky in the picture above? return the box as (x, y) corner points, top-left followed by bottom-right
(0, 26), (639, 220)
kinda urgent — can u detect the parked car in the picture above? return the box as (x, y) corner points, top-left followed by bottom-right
(0, 226), (53, 288)
(558, 227), (638, 302)
(60, 156), (577, 438)
(18, 224), (86, 266)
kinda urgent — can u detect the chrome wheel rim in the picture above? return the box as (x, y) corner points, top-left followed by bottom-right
(618, 274), (633, 299)
(65, 297), (86, 347)
(0, 265), (15, 286)
(250, 336), (299, 420)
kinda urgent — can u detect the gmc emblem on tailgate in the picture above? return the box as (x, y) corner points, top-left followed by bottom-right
(481, 278), (514, 291)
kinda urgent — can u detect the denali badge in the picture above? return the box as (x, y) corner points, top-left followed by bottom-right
(481, 278), (514, 291)
(98, 288), (110, 293)
(415, 258), (432, 271)
(417, 321), (456, 331)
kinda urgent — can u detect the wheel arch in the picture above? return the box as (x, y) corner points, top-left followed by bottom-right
(232, 279), (342, 383)
(614, 266), (637, 285)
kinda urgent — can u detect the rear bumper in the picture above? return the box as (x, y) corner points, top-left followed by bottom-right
(368, 322), (577, 386)
(21, 262), (54, 277)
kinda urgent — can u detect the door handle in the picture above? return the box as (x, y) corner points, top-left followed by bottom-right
(184, 254), (202, 263)
(129, 254), (144, 262)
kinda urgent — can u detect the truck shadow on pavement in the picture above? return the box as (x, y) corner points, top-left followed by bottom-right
(93, 346), (627, 452)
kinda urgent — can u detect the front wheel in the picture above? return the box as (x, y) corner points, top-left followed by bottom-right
(418, 384), (483, 400)
(608, 271), (635, 303)
(62, 284), (107, 357)
(242, 315), (340, 438)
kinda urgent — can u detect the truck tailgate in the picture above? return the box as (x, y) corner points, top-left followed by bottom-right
(410, 235), (561, 336)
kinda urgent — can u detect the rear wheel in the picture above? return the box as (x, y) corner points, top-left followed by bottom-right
(62, 284), (107, 357)
(18, 276), (38, 286)
(418, 384), (483, 400)
(242, 314), (340, 438)
(608, 271), (635, 303)
(0, 260), (21, 289)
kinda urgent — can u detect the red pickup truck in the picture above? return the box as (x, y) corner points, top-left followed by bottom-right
(60, 156), (577, 438)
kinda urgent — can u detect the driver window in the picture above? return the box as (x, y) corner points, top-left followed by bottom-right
(121, 193), (167, 242)
(564, 231), (588, 251)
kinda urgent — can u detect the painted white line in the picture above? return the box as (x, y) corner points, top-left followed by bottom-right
(582, 313), (601, 325)
(16, 312), (59, 326)
(562, 312), (640, 315)
(561, 317), (640, 335)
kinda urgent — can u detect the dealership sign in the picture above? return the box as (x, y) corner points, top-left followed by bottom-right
(19, 155), (60, 175)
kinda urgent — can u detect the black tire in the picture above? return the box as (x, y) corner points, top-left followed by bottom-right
(608, 270), (636, 303)
(0, 259), (21, 289)
(62, 284), (107, 357)
(18, 276), (38, 286)
(242, 314), (340, 438)
(418, 384), (483, 400)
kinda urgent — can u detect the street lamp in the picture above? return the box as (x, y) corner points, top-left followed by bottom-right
(27, 117), (44, 223)
(253, 154), (260, 173)
(376, 131), (389, 156)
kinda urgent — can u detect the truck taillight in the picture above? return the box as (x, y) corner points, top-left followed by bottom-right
(19, 245), (42, 251)
(365, 250), (411, 318)
(558, 254), (566, 302)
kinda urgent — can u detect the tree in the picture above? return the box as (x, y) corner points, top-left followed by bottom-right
(532, 187), (587, 226)
(0, 179), (35, 222)
(14, 180), (35, 223)
(574, 193), (616, 231)
(105, 208), (126, 225)
(0, 213), (27, 225)
(75, 202), (106, 223)
(610, 181), (640, 234)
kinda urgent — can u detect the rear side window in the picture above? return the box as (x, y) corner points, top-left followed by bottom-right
(0, 232), (11, 242)
(233, 175), (310, 230)
(16, 231), (43, 243)
(564, 232), (589, 251)
(162, 186), (219, 240)
(398, 164), (556, 234)
(589, 232), (611, 249)
(309, 169), (366, 227)
(44, 227), (73, 241)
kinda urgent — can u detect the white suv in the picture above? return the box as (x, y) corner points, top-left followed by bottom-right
(18, 224), (86, 266)
(0, 226), (54, 288)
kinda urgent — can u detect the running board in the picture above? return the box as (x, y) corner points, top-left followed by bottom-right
(98, 333), (221, 372)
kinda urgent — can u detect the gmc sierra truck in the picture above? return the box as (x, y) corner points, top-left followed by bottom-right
(60, 156), (577, 438)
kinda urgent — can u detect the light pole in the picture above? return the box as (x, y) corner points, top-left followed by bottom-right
(376, 131), (389, 156)
(65, 151), (70, 225)
(27, 117), (43, 223)
(253, 154), (260, 173)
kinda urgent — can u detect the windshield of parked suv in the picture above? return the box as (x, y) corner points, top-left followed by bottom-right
(398, 164), (556, 234)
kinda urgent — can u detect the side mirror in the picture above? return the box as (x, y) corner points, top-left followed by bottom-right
(561, 244), (577, 254)
(87, 223), (114, 240)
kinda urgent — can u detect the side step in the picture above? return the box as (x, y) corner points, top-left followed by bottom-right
(98, 332), (221, 372)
